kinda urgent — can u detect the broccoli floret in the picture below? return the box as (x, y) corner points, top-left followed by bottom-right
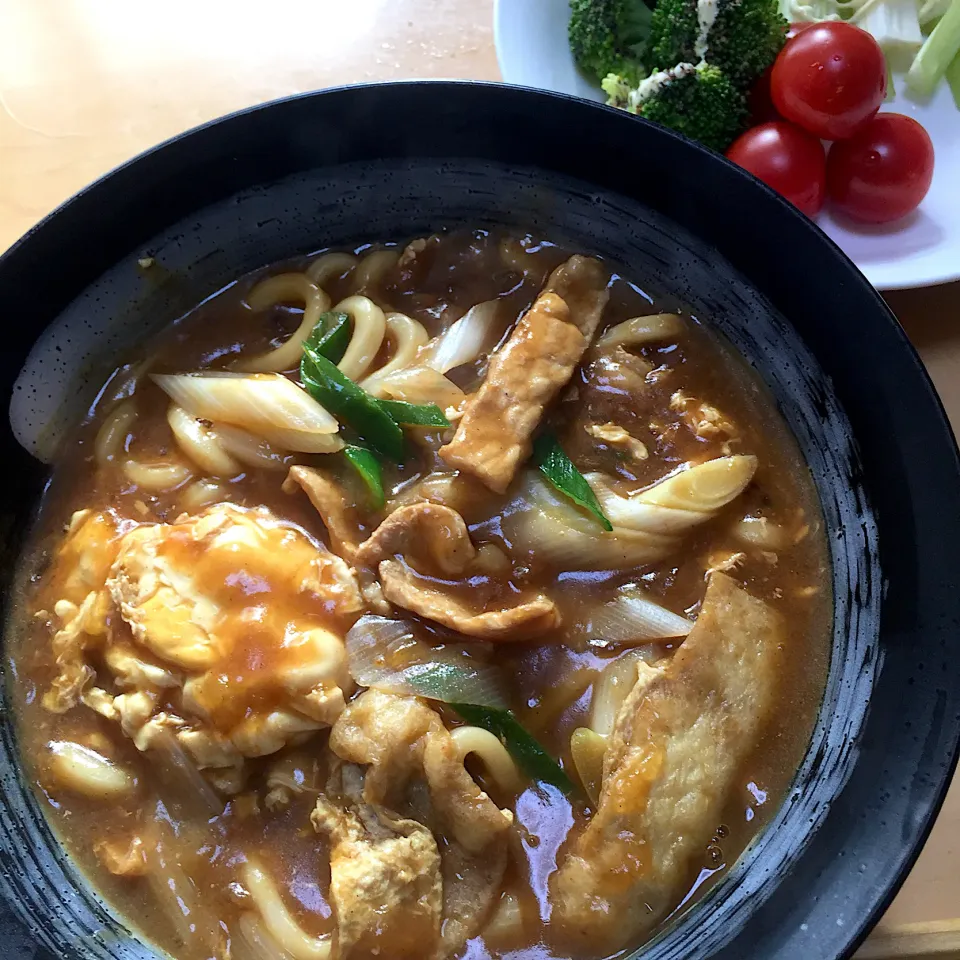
(708, 0), (788, 89)
(638, 63), (749, 152)
(569, 0), (654, 82)
(602, 71), (639, 107)
(646, 0), (700, 72)
(646, 0), (787, 90)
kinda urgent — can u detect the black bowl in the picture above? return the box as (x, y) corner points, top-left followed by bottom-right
(2, 81), (959, 960)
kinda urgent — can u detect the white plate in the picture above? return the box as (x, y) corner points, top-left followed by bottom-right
(494, 0), (960, 290)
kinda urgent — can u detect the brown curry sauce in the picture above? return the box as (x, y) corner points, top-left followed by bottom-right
(7, 230), (830, 960)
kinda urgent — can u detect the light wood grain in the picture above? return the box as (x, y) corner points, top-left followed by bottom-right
(0, 0), (497, 253)
(0, 0), (958, 950)
(856, 920), (960, 959)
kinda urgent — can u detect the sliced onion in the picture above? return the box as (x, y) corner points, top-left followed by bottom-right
(152, 373), (341, 451)
(503, 472), (676, 570)
(421, 300), (501, 374)
(374, 365), (465, 409)
(590, 480), (704, 535)
(586, 585), (693, 646)
(590, 650), (660, 737)
(345, 615), (506, 709)
(570, 727), (606, 805)
(624, 456), (757, 514)
(254, 425), (342, 455)
(145, 827), (208, 950)
(149, 726), (222, 818)
(213, 423), (294, 470)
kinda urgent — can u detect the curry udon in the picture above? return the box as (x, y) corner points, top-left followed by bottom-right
(8, 230), (830, 960)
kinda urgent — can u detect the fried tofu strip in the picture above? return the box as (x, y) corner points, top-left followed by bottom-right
(324, 691), (513, 959)
(377, 560), (560, 640)
(552, 572), (781, 949)
(439, 257), (609, 493)
(543, 254), (610, 340)
(312, 799), (442, 959)
(282, 466), (364, 562)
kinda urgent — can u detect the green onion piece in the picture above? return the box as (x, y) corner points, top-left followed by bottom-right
(345, 616), (508, 710)
(450, 702), (576, 796)
(391, 662), (507, 709)
(532, 432), (613, 532)
(885, 61), (897, 102)
(305, 311), (351, 363)
(905, 0), (960, 97)
(343, 445), (385, 510)
(947, 47), (960, 107)
(379, 399), (451, 427)
(301, 347), (404, 461)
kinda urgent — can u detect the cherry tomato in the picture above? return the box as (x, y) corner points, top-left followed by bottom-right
(771, 22), (886, 140)
(786, 21), (815, 39)
(726, 122), (827, 216)
(748, 67), (781, 125)
(826, 113), (934, 224)
(747, 25), (818, 124)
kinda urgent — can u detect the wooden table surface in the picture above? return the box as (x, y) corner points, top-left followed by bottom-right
(1, 0), (958, 951)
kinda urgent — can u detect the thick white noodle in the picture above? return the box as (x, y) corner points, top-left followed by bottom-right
(235, 913), (295, 960)
(48, 741), (136, 799)
(451, 726), (524, 794)
(123, 459), (193, 491)
(352, 249), (399, 292)
(360, 313), (430, 396)
(596, 313), (684, 349)
(242, 860), (331, 960)
(306, 252), (358, 288)
(179, 479), (231, 512)
(166, 405), (242, 477)
(235, 274), (331, 373)
(94, 399), (138, 466)
(334, 295), (387, 381)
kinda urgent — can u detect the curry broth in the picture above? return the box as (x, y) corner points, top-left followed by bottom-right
(8, 229), (830, 960)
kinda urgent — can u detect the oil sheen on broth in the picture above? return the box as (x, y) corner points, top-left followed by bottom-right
(8, 231), (830, 960)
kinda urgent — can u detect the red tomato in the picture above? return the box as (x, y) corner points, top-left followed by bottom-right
(748, 25), (818, 124)
(826, 113), (934, 224)
(771, 22), (886, 140)
(748, 68), (780, 124)
(786, 21), (815, 39)
(726, 122), (827, 216)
